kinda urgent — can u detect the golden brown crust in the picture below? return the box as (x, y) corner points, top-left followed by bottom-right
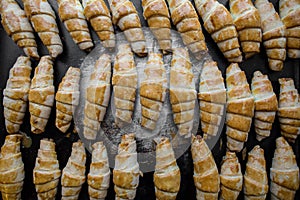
(23, 0), (63, 58)
(226, 63), (254, 152)
(195, 0), (242, 62)
(0, 0), (39, 59)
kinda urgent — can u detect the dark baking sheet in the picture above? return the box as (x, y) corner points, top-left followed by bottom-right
(0, 0), (299, 199)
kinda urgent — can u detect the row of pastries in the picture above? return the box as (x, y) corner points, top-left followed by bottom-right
(3, 45), (299, 147)
(0, 0), (300, 69)
(0, 133), (299, 199)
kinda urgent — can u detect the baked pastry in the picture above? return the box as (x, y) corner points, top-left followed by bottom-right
(270, 137), (299, 200)
(28, 56), (55, 134)
(169, 48), (197, 137)
(255, 0), (286, 71)
(194, 0), (242, 62)
(108, 0), (147, 56)
(142, 0), (171, 53)
(33, 139), (61, 200)
(140, 52), (167, 130)
(198, 60), (226, 138)
(3, 56), (32, 134)
(229, 0), (262, 59)
(191, 135), (219, 200)
(220, 151), (243, 200)
(244, 145), (268, 200)
(23, 0), (63, 58)
(112, 44), (137, 128)
(87, 142), (110, 200)
(278, 78), (300, 143)
(83, 54), (111, 140)
(55, 67), (80, 133)
(0, 134), (24, 200)
(279, 0), (300, 58)
(113, 134), (140, 200)
(61, 141), (86, 200)
(251, 71), (278, 141)
(0, 0), (39, 59)
(226, 63), (254, 152)
(57, 0), (94, 51)
(154, 137), (180, 200)
(166, 0), (207, 59)
(82, 0), (115, 48)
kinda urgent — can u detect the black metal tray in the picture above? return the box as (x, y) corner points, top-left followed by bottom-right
(0, 0), (299, 199)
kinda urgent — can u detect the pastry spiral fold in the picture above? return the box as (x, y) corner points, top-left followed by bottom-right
(251, 71), (278, 141)
(255, 0), (286, 71)
(226, 63), (254, 152)
(0, 134), (24, 200)
(61, 141), (86, 200)
(270, 137), (299, 200)
(244, 145), (268, 200)
(108, 0), (147, 56)
(169, 48), (197, 137)
(33, 139), (61, 200)
(88, 142), (110, 200)
(57, 0), (94, 51)
(3, 56), (32, 134)
(198, 60), (226, 138)
(82, 0), (115, 48)
(112, 44), (137, 128)
(55, 67), (81, 133)
(83, 54), (111, 140)
(278, 78), (300, 143)
(0, 0), (39, 59)
(29, 56), (55, 134)
(140, 52), (167, 130)
(191, 135), (219, 200)
(154, 137), (180, 200)
(194, 0), (242, 62)
(23, 0), (63, 58)
(113, 134), (140, 199)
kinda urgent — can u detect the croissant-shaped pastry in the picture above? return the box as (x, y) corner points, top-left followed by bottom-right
(278, 78), (300, 143)
(83, 54), (111, 140)
(3, 56), (31, 134)
(142, 0), (171, 53)
(82, 0), (115, 48)
(61, 141), (86, 200)
(198, 60), (226, 138)
(166, 0), (207, 59)
(191, 135), (219, 200)
(140, 52), (167, 130)
(279, 0), (300, 58)
(55, 67), (80, 133)
(170, 48), (197, 137)
(87, 142), (110, 200)
(194, 0), (242, 62)
(255, 0), (286, 71)
(154, 137), (180, 200)
(57, 0), (94, 51)
(113, 134), (140, 199)
(244, 145), (268, 200)
(220, 151), (243, 200)
(251, 71), (278, 141)
(226, 63), (254, 152)
(229, 0), (262, 59)
(23, 0), (63, 58)
(33, 139), (61, 200)
(28, 56), (55, 134)
(112, 44), (137, 127)
(108, 0), (147, 56)
(0, 134), (24, 200)
(0, 0), (39, 59)
(270, 137), (299, 200)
